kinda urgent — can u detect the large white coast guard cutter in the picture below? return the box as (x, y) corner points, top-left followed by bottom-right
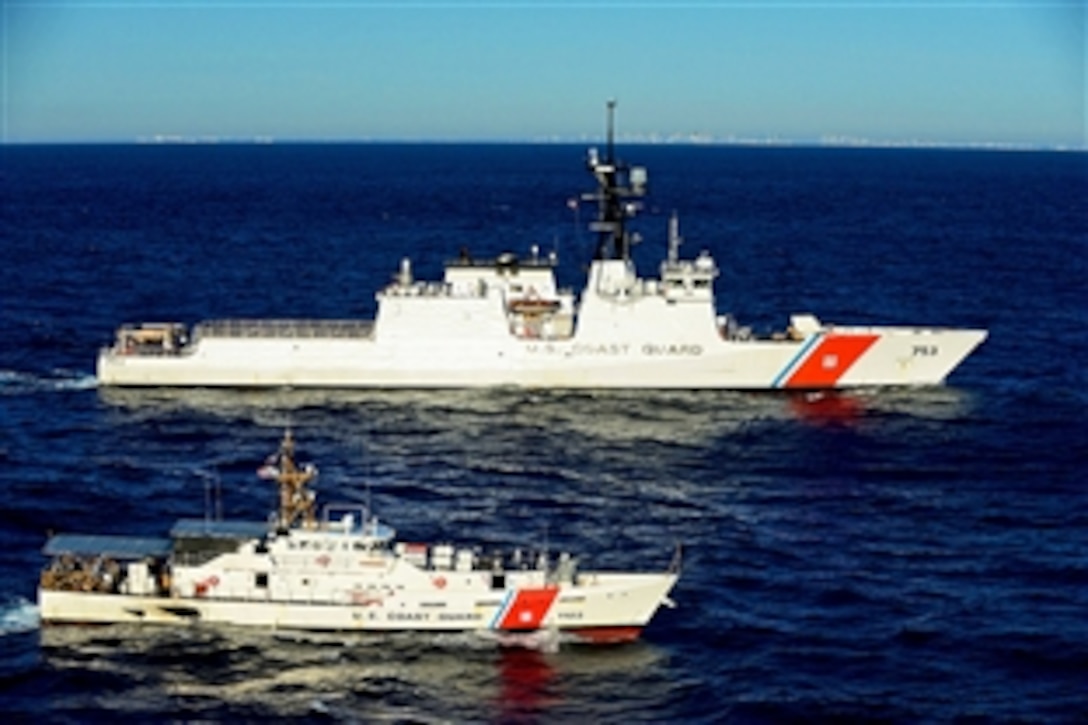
(39, 431), (680, 644)
(97, 103), (986, 389)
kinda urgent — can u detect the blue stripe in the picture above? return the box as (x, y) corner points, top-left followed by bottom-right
(489, 590), (515, 630)
(771, 333), (822, 389)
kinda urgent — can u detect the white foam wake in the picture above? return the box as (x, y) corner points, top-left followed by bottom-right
(0, 369), (97, 394)
(0, 597), (40, 635)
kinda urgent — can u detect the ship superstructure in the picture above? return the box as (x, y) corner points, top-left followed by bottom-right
(39, 432), (679, 644)
(97, 103), (986, 389)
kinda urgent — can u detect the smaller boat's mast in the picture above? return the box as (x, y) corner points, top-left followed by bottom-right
(267, 430), (318, 531)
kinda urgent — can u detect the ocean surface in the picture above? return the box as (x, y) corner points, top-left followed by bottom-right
(1, 142), (1086, 722)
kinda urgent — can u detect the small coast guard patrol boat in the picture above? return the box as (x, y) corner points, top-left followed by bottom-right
(39, 431), (680, 644)
(97, 103), (986, 389)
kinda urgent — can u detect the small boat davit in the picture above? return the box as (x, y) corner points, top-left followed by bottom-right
(38, 431), (680, 644)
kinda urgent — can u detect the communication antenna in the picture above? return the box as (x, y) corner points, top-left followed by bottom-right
(365, 475), (373, 526)
(606, 97), (617, 165)
(215, 473), (223, 521)
(541, 521), (550, 571)
(200, 468), (223, 529)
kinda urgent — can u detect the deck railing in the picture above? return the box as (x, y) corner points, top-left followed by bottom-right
(194, 319), (375, 340)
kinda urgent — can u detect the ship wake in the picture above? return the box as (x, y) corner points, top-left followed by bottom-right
(0, 597), (40, 635)
(0, 369), (97, 394)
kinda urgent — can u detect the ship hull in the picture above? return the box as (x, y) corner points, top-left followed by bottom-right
(38, 572), (676, 643)
(97, 326), (986, 389)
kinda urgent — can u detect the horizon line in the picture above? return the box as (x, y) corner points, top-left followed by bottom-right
(2, 135), (1084, 152)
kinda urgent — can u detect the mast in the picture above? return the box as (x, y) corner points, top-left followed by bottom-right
(262, 430), (318, 532)
(585, 100), (647, 261)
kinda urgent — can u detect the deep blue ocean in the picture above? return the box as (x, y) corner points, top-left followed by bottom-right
(1, 142), (1086, 722)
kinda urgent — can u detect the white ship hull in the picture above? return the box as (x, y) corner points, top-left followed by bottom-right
(97, 322), (985, 389)
(39, 571), (675, 643)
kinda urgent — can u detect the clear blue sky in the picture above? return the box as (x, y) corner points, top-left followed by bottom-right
(2, 1), (1084, 147)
